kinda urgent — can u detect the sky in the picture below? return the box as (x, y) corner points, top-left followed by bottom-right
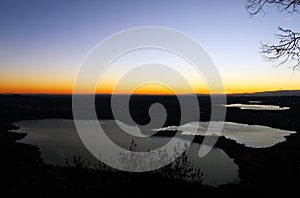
(0, 0), (300, 94)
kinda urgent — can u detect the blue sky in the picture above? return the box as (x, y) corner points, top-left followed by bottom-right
(0, 0), (299, 93)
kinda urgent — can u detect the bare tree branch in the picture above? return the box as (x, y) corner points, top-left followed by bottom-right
(246, 0), (300, 69)
(246, 0), (300, 16)
(262, 27), (300, 70)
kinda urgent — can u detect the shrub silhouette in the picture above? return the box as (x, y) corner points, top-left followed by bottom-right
(119, 140), (203, 183)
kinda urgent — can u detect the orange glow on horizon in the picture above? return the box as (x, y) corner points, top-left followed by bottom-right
(0, 73), (299, 95)
(1, 83), (300, 95)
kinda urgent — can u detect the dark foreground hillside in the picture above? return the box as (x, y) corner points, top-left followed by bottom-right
(1, 94), (300, 197)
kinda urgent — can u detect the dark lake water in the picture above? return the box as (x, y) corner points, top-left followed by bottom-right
(15, 119), (241, 187)
(14, 119), (295, 186)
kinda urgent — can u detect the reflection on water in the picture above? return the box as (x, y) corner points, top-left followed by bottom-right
(185, 143), (239, 186)
(157, 122), (295, 148)
(249, 101), (262, 104)
(224, 103), (290, 110)
(14, 119), (239, 187)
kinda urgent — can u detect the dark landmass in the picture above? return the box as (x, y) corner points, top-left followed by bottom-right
(228, 89), (300, 97)
(1, 93), (300, 197)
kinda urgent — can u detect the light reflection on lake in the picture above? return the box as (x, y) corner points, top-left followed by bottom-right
(156, 121), (295, 148)
(224, 103), (290, 110)
(249, 101), (262, 104)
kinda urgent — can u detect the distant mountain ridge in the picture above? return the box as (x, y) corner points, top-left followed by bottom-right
(229, 90), (300, 97)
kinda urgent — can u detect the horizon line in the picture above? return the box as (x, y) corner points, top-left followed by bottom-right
(1, 89), (299, 96)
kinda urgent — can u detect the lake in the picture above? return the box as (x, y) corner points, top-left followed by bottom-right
(15, 119), (240, 187)
(224, 103), (290, 110)
(156, 121), (295, 148)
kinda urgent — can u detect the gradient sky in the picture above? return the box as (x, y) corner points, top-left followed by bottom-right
(0, 0), (299, 94)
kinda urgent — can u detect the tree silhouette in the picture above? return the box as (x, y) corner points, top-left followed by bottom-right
(246, 0), (300, 70)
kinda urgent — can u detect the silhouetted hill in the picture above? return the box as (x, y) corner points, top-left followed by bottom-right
(229, 90), (300, 97)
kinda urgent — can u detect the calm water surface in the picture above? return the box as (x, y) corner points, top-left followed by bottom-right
(15, 119), (240, 187)
(156, 121), (295, 148)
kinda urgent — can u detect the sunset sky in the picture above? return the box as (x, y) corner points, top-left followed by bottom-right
(0, 0), (299, 94)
